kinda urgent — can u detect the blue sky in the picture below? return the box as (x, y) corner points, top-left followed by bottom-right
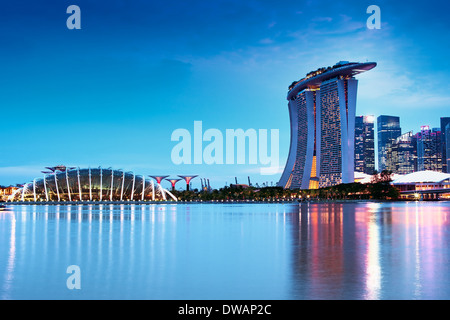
(1, 0), (449, 189)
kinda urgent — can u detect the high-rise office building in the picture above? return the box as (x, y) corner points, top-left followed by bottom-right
(377, 115), (401, 172)
(278, 61), (376, 189)
(441, 117), (450, 173)
(355, 115), (375, 175)
(384, 131), (417, 175)
(446, 123), (450, 173)
(417, 126), (442, 172)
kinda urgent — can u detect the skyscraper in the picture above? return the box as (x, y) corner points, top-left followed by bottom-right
(440, 117), (450, 173)
(417, 126), (442, 172)
(446, 123), (450, 173)
(377, 115), (401, 172)
(354, 115), (375, 174)
(278, 61), (377, 189)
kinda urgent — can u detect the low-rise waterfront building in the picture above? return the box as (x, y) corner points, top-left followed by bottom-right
(391, 170), (450, 200)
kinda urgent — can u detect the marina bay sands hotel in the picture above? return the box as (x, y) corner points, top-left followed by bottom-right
(278, 61), (377, 189)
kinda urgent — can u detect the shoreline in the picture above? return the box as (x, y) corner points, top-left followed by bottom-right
(1, 198), (447, 206)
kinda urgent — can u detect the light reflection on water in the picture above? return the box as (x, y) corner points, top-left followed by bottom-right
(0, 202), (450, 300)
(289, 201), (450, 299)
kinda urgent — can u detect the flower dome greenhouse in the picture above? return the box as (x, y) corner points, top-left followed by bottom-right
(8, 166), (177, 202)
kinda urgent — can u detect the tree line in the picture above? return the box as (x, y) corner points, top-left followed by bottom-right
(173, 170), (400, 201)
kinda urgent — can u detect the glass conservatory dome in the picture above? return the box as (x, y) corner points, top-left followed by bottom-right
(9, 167), (177, 202)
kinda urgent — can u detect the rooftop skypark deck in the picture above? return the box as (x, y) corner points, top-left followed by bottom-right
(287, 61), (377, 100)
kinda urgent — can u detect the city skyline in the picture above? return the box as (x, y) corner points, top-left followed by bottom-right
(1, 0), (449, 189)
(2, 1), (450, 304)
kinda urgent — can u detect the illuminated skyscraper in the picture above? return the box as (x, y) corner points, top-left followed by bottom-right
(377, 115), (401, 172)
(446, 123), (450, 173)
(278, 61), (376, 189)
(167, 178), (182, 191)
(354, 115), (375, 175)
(441, 117), (450, 173)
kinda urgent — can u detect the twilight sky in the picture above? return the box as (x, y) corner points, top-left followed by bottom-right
(1, 0), (449, 189)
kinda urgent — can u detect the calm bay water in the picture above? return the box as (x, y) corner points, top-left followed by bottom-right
(1, 201), (450, 300)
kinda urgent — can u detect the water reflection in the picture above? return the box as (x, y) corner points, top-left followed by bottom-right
(0, 202), (450, 299)
(0, 204), (180, 299)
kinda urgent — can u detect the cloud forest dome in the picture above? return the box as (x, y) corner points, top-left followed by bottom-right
(9, 167), (177, 202)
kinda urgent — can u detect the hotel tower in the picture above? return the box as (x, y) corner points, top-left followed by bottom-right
(278, 61), (376, 189)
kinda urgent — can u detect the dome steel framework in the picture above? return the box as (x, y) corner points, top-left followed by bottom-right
(8, 167), (177, 202)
